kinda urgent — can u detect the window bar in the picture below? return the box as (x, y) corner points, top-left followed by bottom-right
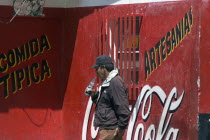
(119, 16), (123, 77)
(128, 13), (132, 100)
(111, 15), (115, 61)
(133, 10), (137, 100)
(112, 16), (117, 63)
(138, 16), (143, 85)
(115, 16), (119, 70)
(123, 16), (127, 84)
(106, 9), (110, 56)
(102, 9), (106, 54)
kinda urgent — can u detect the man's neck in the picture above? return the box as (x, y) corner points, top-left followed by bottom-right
(102, 71), (110, 81)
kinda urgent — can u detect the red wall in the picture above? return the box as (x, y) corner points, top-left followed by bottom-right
(200, 1), (210, 114)
(0, 0), (209, 139)
(0, 6), (66, 139)
(62, 1), (200, 140)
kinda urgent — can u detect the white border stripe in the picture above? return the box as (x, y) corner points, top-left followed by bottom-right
(0, 0), (12, 6)
(0, 0), (181, 8)
(78, 0), (181, 8)
(0, 0), (66, 7)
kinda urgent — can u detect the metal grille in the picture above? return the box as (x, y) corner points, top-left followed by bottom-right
(94, 7), (143, 101)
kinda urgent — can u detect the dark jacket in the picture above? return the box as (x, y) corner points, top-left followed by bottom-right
(92, 75), (130, 130)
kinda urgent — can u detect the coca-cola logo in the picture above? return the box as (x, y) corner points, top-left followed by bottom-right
(82, 85), (184, 140)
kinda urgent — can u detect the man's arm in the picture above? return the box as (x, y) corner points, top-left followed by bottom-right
(111, 77), (130, 129)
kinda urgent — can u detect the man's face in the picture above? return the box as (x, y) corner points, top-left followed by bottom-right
(95, 66), (106, 80)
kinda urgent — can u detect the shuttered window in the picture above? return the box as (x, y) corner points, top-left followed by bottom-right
(94, 7), (143, 101)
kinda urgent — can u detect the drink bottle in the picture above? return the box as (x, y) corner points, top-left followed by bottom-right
(85, 77), (96, 96)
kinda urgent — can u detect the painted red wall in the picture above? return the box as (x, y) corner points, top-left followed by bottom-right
(0, 0), (209, 139)
(0, 6), (67, 140)
(62, 6), (104, 139)
(200, 1), (210, 114)
(62, 1), (200, 140)
(139, 2), (199, 139)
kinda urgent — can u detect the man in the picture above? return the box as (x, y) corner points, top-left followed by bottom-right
(88, 55), (130, 140)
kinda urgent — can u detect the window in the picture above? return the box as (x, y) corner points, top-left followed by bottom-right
(95, 8), (143, 101)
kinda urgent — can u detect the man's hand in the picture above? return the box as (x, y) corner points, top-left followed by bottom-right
(85, 90), (96, 96)
(114, 128), (119, 136)
(89, 90), (97, 97)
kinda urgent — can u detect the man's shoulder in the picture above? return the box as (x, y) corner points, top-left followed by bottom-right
(111, 75), (123, 84)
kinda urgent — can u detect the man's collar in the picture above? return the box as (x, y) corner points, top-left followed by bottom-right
(101, 69), (118, 87)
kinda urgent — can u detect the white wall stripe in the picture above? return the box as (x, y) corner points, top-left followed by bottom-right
(77, 0), (181, 8)
(0, 0), (12, 6)
(44, 0), (66, 8)
(0, 0), (182, 8)
(0, 0), (66, 7)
